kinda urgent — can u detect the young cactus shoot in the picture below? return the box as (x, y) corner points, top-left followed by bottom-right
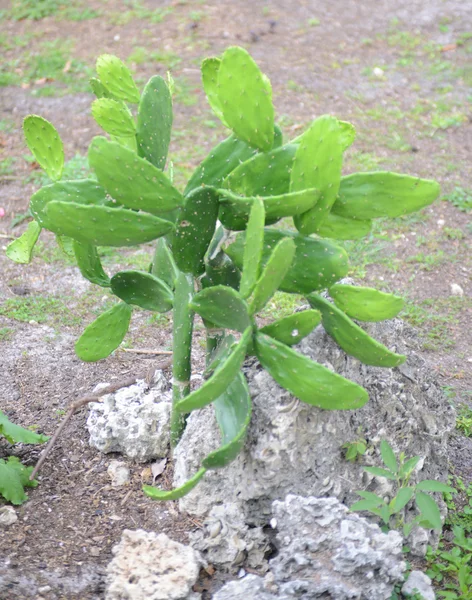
(7, 47), (440, 500)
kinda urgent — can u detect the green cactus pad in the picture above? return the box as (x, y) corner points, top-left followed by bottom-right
(201, 57), (227, 126)
(75, 302), (132, 362)
(110, 270), (173, 312)
(172, 187), (219, 276)
(332, 172), (441, 220)
(143, 467), (207, 501)
(249, 237), (296, 315)
(185, 134), (258, 196)
(137, 75), (173, 170)
(307, 294), (406, 367)
(255, 333), (369, 410)
(223, 143), (297, 197)
(96, 54), (140, 103)
(73, 241), (111, 287)
(217, 47), (274, 151)
(176, 327), (252, 412)
(30, 179), (108, 229)
(202, 372), (252, 469)
(5, 220), (41, 264)
(23, 115), (64, 181)
(260, 310), (321, 346)
(292, 115), (344, 235)
(151, 237), (178, 290)
(201, 253), (241, 291)
(316, 213), (372, 240)
(338, 120), (356, 150)
(239, 197), (264, 299)
(44, 202), (174, 247)
(91, 98), (136, 138)
(89, 77), (114, 99)
(191, 286), (251, 333)
(329, 284), (404, 322)
(88, 137), (183, 215)
(225, 229), (349, 294)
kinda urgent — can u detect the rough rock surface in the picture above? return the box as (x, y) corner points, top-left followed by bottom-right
(174, 320), (455, 535)
(402, 570), (436, 600)
(106, 529), (201, 600)
(213, 495), (405, 600)
(87, 370), (171, 462)
(107, 460), (131, 487)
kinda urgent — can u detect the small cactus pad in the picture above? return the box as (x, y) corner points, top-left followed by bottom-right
(96, 54), (140, 103)
(217, 47), (274, 151)
(259, 310), (321, 346)
(152, 237), (178, 290)
(30, 179), (108, 229)
(307, 294), (406, 368)
(190, 286), (251, 333)
(328, 284), (404, 322)
(225, 229), (349, 295)
(137, 75), (173, 171)
(111, 270), (173, 313)
(223, 143), (297, 197)
(239, 197), (264, 299)
(173, 187), (219, 276)
(23, 115), (64, 181)
(291, 115), (344, 235)
(91, 98), (136, 138)
(44, 201), (174, 247)
(201, 57), (227, 126)
(75, 302), (132, 362)
(255, 333), (368, 410)
(89, 77), (113, 99)
(88, 137), (183, 215)
(338, 120), (356, 150)
(331, 172), (441, 220)
(315, 213), (372, 240)
(73, 241), (111, 287)
(6, 220), (41, 264)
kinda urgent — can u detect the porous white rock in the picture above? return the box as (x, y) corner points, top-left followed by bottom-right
(87, 370), (171, 462)
(213, 574), (278, 599)
(402, 570), (436, 600)
(106, 530), (201, 600)
(107, 460), (130, 487)
(0, 506), (17, 527)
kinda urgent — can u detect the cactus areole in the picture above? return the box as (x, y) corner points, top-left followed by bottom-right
(7, 48), (440, 500)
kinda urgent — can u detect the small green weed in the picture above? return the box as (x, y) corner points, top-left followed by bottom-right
(0, 295), (80, 327)
(444, 188), (472, 213)
(342, 431), (367, 462)
(456, 406), (472, 437)
(0, 327), (14, 342)
(109, 1), (173, 26)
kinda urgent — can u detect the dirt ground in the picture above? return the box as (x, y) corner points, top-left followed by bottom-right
(0, 0), (471, 598)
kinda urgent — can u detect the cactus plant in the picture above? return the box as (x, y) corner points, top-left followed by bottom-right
(6, 48), (441, 500)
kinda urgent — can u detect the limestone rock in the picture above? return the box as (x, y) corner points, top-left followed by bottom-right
(106, 530), (201, 600)
(213, 574), (278, 600)
(173, 320), (455, 537)
(402, 570), (436, 600)
(87, 370), (171, 462)
(0, 506), (17, 527)
(107, 460), (130, 487)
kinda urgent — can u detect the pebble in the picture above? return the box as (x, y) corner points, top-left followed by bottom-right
(108, 460), (130, 487)
(373, 67), (384, 77)
(450, 283), (464, 297)
(0, 506), (18, 527)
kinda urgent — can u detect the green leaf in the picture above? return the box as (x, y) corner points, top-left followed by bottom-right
(225, 228), (349, 295)
(292, 115), (344, 235)
(111, 270), (173, 312)
(351, 498), (384, 512)
(329, 284), (405, 322)
(249, 238), (295, 315)
(415, 491), (443, 530)
(0, 411), (48, 445)
(176, 327), (252, 412)
(260, 310), (321, 346)
(23, 115), (64, 181)
(416, 480), (455, 494)
(91, 98), (136, 138)
(356, 490), (385, 505)
(390, 487), (415, 514)
(218, 46), (274, 151)
(201, 57), (227, 126)
(151, 237), (178, 290)
(0, 457), (38, 505)
(173, 187), (220, 276)
(96, 54), (140, 103)
(75, 302), (132, 362)
(88, 137), (183, 216)
(307, 294), (406, 367)
(143, 467), (207, 501)
(363, 466), (396, 480)
(380, 440), (398, 473)
(6, 220), (41, 264)
(44, 202), (174, 247)
(191, 286), (251, 333)
(239, 197), (265, 299)
(316, 213), (372, 240)
(202, 372), (252, 469)
(255, 333), (369, 410)
(398, 456), (421, 479)
(73, 241), (111, 287)
(137, 75), (173, 170)
(332, 172), (440, 220)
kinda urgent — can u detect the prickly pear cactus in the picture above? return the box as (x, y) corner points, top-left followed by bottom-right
(6, 47), (441, 501)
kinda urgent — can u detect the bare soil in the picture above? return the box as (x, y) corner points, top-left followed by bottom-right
(0, 0), (471, 598)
